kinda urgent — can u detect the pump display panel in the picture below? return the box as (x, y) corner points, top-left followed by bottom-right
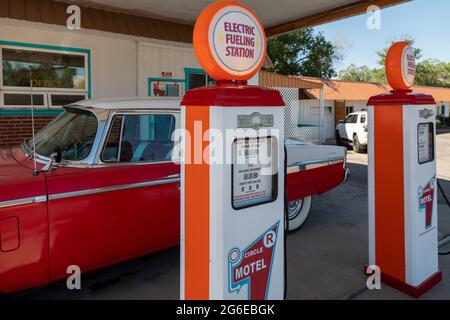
(418, 123), (435, 164)
(232, 136), (278, 210)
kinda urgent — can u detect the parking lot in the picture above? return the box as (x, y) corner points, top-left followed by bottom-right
(4, 133), (450, 300)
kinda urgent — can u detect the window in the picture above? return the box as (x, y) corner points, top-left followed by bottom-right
(2, 48), (86, 90)
(417, 123), (435, 165)
(148, 78), (184, 97)
(50, 94), (86, 107)
(102, 114), (176, 163)
(33, 108), (98, 161)
(360, 115), (367, 124)
(232, 137), (278, 210)
(186, 69), (215, 90)
(346, 106), (354, 116)
(344, 114), (358, 124)
(102, 116), (124, 163)
(3, 93), (45, 106)
(1, 45), (89, 109)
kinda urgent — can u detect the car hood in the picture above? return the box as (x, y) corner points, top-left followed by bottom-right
(0, 147), (34, 177)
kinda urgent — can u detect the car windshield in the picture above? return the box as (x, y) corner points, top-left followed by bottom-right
(31, 107), (98, 161)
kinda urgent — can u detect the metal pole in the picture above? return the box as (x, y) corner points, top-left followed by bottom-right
(319, 88), (325, 144)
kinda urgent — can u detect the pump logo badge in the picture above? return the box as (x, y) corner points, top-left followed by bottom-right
(209, 5), (265, 75)
(418, 176), (435, 230)
(228, 222), (279, 300)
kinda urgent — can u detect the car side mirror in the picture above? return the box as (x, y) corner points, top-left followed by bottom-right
(53, 146), (62, 163)
(40, 147), (62, 173)
(339, 120), (344, 124)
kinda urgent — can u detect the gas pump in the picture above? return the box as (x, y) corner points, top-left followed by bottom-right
(367, 42), (442, 298)
(180, 1), (285, 300)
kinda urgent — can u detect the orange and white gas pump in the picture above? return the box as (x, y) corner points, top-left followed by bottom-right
(180, 1), (285, 300)
(367, 42), (442, 298)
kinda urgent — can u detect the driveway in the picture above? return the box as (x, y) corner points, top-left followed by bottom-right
(3, 134), (450, 300)
(346, 132), (450, 180)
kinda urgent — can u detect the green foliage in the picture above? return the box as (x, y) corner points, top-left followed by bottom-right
(265, 28), (341, 78)
(339, 36), (450, 88)
(415, 59), (450, 87)
(339, 64), (386, 83)
(376, 36), (422, 66)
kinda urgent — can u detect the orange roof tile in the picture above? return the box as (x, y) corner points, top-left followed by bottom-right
(297, 77), (450, 102)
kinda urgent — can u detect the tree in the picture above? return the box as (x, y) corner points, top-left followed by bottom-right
(415, 59), (450, 87)
(376, 35), (422, 66)
(339, 64), (375, 82)
(338, 65), (386, 83)
(265, 28), (341, 78)
(338, 36), (450, 88)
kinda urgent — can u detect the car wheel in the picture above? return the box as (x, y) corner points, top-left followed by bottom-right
(336, 131), (343, 146)
(288, 196), (312, 232)
(353, 134), (362, 153)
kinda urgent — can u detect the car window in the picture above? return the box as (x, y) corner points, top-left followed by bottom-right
(34, 108), (98, 161)
(344, 115), (357, 124)
(360, 115), (367, 124)
(102, 113), (176, 163)
(102, 116), (123, 163)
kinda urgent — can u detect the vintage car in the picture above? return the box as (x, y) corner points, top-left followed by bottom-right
(0, 98), (347, 294)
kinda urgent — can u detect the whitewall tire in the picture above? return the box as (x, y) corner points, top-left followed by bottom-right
(288, 196), (312, 232)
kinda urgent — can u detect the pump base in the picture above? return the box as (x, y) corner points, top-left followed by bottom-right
(365, 266), (442, 298)
(382, 271), (442, 299)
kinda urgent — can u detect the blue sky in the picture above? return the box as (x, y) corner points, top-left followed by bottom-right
(314, 0), (450, 72)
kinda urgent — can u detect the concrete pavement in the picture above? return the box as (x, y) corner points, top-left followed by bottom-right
(3, 134), (450, 300)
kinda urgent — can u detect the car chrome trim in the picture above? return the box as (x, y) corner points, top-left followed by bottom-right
(287, 157), (345, 174)
(0, 195), (47, 209)
(48, 178), (180, 201)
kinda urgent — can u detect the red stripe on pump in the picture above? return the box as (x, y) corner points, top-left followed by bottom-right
(184, 106), (210, 299)
(374, 105), (406, 282)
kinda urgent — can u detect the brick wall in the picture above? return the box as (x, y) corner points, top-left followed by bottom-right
(0, 115), (56, 149)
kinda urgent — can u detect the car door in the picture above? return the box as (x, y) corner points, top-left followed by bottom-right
(344, 114), (358, 141)
(338, 114), (351, 140)
(46, 111), (180, 280)
(356, 113), (367, 140)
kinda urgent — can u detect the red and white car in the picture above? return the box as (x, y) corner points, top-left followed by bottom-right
(0, 98), (348, 294)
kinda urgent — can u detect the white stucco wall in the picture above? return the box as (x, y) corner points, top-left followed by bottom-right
(345, 100), (368, 113)
(0, 18), (270, 109)
(0, 18), (139, 99)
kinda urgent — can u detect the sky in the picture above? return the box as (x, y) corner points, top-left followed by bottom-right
(314, 0), (450, 73)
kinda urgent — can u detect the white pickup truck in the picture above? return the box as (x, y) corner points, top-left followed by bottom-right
(336, 111), (368, 153)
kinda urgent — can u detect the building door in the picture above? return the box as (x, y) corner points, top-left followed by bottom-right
(335, 101), (346, 126)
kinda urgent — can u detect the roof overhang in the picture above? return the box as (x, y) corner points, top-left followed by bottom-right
(62, 0), (409, 36)
(0, 0), (410, 44)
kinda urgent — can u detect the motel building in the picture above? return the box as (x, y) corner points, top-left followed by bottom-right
(0, 0), (431, 148)
(295, 77), (450, 141)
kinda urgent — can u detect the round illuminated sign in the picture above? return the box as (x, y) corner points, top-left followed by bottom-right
(193, 1), (266, 81)
(386, 42), (416, 90)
